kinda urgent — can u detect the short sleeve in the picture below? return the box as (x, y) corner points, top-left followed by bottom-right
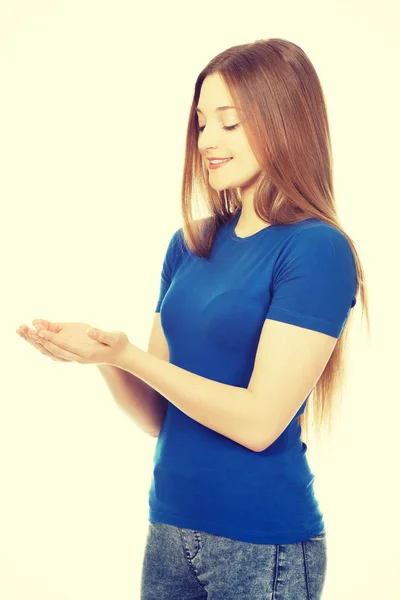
(155, 228), (182, 312)
(266, 224), (357, 338)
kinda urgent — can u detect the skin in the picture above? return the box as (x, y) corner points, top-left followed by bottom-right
(197, 71), (272, 236)
(16, 323), (70, 361)
(15, 320), (128, 365)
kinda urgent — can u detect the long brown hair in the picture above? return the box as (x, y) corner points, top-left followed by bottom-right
(178, 38), (371, 451)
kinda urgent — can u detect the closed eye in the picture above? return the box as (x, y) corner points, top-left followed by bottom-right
(197, 124), (239, 133)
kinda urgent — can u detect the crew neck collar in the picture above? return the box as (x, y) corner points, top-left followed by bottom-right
(227, 210), (278, 242)
(227, 210), (317, 242)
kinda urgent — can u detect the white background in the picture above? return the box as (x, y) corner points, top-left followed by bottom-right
(1, 1), (399, 598)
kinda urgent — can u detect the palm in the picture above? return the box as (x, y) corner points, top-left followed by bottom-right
(17, 319), (96, 363)
(17, 318), (118, 365)
(42, 321), (105, 352)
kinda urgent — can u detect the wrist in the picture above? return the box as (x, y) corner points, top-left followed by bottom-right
(114, 342), (139, 371)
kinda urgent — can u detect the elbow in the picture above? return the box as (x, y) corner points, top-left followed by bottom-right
(252, 440), (269, 453)
(251, 435), (270, 453)
(247, 390), (274, 452)
(252, 428), (275, 453)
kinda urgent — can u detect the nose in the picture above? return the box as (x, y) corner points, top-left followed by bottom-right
(197, 126), (221, 154)
(198, 140), (217, 156)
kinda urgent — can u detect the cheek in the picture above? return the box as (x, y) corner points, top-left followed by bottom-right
(240, 148), (263, 174)
(231, 138), (256, 164)
(232, 155), (261, 177)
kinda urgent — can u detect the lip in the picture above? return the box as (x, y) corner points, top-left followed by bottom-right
(208, 157), (233, 170)
(206, 157), (232, 161)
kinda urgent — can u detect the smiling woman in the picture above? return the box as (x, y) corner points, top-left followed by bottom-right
(139, 37), (370, 600)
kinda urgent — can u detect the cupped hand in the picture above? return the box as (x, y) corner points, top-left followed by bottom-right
(16, 319), (130, 366)
(16, 320), (93, 363)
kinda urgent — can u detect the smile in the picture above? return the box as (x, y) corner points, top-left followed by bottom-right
(208, 158), (233, 170)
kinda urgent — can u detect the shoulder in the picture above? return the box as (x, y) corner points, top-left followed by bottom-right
(285, 219), (354, 259)
(274, 219), (357, 293)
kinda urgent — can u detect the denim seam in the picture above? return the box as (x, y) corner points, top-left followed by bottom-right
(272, 543), (281, 599)
(178, 527), (207, 593)
(302, 540), (311, 600)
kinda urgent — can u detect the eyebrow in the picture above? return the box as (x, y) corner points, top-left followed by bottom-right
(195, 105), (239, 114)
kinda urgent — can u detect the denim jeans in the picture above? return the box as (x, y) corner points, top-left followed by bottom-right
(140, 521), (327, 599)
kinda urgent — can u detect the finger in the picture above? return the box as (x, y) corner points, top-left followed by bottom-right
(18, 330), (70, 362)
(86, 328), (110, 345)
(17, 324), (42, 336)
(36, 341), (70, 362)
(37, 330), (70, 349)
(38, 338), (85, 363)
(17, 329), (37, 343)
(32, 318), (49, 327)
(35, 340), (73, 362)
(32, 319), (59, 333)
(16, 325), (29, 334)
(37, 330), (90, 360)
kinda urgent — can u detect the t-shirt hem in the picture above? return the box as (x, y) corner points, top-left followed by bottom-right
(266, 306), (341, 338)
(149, 509), (325, 545)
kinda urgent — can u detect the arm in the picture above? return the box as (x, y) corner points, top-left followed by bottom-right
(97, 364), (166, 437)
(96, 313), (169, 438)
(116, 343), (261, 452)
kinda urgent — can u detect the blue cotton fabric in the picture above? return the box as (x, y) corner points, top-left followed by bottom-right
(148, 209), (357, 544)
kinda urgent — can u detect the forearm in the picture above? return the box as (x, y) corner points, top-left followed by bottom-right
(115, 344), (263, 452)
(97, 364), (167, 437)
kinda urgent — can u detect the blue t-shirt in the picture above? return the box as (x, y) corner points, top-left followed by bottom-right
(148, 209), (357, 544)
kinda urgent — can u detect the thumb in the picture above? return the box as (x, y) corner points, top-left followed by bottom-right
(87, 327), (104, 340)
(87, 327), (120, 346)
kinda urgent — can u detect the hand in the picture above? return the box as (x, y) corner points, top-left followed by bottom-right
(16, 319), (130, 366)
(17, 320), (72, 363)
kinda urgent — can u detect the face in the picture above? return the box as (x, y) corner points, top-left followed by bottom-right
(196, 72), (262, 195)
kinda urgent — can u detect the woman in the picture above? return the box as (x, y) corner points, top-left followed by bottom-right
(17, 38), (370, 599)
